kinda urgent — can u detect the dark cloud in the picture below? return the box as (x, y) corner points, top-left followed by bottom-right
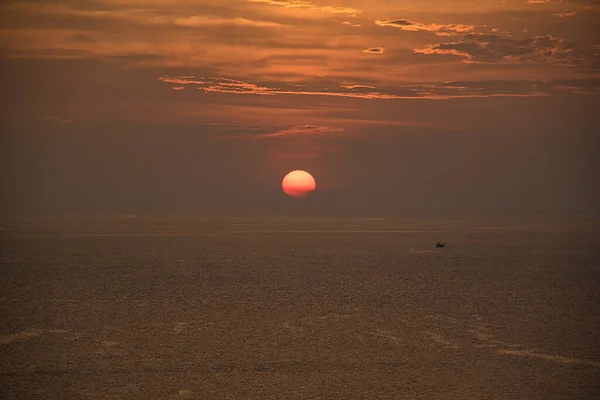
(363, 47), (385, 54)
(383, 19), (413, 26)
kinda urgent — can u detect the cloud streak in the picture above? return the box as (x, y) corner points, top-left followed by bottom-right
(246, 0), (361, 16)
(338, 20), (361, 28)
(42, 116), (73, 124)
(158, 75), (557, 100)
(375, 19), (476, 36)
(254, 124), (344, 138)
(554, 10), (577, 17)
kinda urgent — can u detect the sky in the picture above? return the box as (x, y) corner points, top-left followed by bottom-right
(1, 0), (599, 217)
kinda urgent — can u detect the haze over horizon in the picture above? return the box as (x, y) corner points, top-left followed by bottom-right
(1, 0), (598, 217)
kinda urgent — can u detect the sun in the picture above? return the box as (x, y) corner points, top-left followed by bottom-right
(282, 170), (316, 198)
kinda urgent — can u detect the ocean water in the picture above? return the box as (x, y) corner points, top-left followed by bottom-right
(1, 216), (599, 399)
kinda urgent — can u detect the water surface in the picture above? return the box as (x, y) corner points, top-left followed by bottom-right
(1, 216), (598, 399)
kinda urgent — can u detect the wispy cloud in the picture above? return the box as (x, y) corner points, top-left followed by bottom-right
(158, 75), (554, 99)
(415, 34), (580, 66)
(338, 20), (361, 28)
(246, 0), (361, 16)
(173, 16), (283, 28)
(255, 124), (344, 138)
(42, 116), (73, 124)
(3, 2), (280, 28)
(526, 0), (599, 6)
(554, 10), (577, 17)
(375, 19), (476, 36)
(553, 84), (600, 95)
(213, 124), (345, 140)
(340, 85), (377, 89)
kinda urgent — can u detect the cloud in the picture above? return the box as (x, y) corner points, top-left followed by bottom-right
(246, 0), (361, 16)
(414, 34), (579, 66)
(336, 20), (361, 28)
(3, 2), (287, 29)
(42, 116), (73, 124)
(363, 47), (385, 54)
(173, 16), (282, 28)
(214, 124), (345, 140)
(375, 19), (476, 36)
(255, 124), (344, 138)
(7, 0), (596, 100)
(527, 0), (600, 5)
(340, 85), (377, 89)
(554, 10), (577, 17)
(527, 0), (594, 2)
(158, 75), (556, 100)
(553, 83), (600, 95)
(0, 2), (301, 70)
(158, 76), (276, 96)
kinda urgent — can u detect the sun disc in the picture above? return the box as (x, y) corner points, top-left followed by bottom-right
(282, 170), (316, 198)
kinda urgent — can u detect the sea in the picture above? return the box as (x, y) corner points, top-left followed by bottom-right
(1, 215), (598, 399)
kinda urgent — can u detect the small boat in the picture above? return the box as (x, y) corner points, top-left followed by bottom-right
(436, 242), (445, 248)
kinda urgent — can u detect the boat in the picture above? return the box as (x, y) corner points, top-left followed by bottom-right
(436, 242), (445, 248)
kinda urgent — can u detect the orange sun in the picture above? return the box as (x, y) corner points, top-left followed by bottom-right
(282, 170), (316, 198)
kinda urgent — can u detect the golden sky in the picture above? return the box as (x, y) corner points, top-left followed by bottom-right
(1, 0), (599, 214)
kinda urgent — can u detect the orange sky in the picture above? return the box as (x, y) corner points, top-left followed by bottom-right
(1, 0), (599, 215)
